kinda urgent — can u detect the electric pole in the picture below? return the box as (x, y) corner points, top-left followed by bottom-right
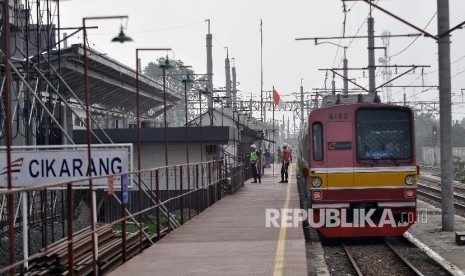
(438, 0), (454, 231)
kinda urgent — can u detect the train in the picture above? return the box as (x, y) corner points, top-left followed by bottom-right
(297, 94), (418, 237)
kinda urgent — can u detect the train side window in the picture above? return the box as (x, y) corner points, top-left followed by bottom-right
(313, 123), (323, 161)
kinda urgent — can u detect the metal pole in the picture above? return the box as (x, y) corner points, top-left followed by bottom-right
(2, 0), (15, 272)
(199, 91), (204, 163)
(260, 20), (264, 121)
(135, 52), (143, 252)
(343, 48), (349, 94)
(368, 15), (376, 94)
(273, 99), (275, 177)
(163, 65), (169, 167)
(437, 0), (454, 231)
(162, 63), (171, 228)
(156, 170), (161, 241)
(206, 19), (214, 125)
(136, 48), (171, 251)
(82, 15), (129, 274)
(183, 75), (192, 221)
(21, 193), (28, 272)
(225, 49), (232, 107)
(272, 87), (275, 177)
(300, 82), (304, 129)
(232, 62), (237, 110)
(66, 184), (74, 275)
(81, 18), (99, 275)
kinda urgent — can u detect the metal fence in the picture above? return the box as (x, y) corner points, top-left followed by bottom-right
(0, 159), (244, 275)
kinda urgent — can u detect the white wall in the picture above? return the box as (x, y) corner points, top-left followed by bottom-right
(137, 144), (203, 170)
(421, 147), (465, 165)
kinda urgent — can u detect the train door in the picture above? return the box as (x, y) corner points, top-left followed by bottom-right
(325, 121), (354, 200)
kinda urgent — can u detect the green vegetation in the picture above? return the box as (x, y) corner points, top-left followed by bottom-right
(453, 156), (465, 183)
(113, 210), (186, 234)
(415, 112), (465, 148)
(143, 57), (204, 127)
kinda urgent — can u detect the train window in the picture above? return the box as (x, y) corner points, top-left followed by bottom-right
(313, 123), (323, 161)
(356, 108), (412, 160)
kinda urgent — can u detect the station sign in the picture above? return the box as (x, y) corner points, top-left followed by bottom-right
(0, 144), (132, 189)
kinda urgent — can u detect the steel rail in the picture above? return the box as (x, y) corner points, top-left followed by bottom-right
(341, 242), (364, 276)
(384, 240), (425, 276)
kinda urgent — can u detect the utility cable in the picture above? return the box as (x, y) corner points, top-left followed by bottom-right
(390, 12), (437, 59)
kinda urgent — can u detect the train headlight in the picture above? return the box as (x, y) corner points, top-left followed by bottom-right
(312, 177), (322, 187)
(405, 175), (415, 185)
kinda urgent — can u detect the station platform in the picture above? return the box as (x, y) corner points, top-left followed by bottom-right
(405, 200), (465, 275)
(109, 164), (307, 275)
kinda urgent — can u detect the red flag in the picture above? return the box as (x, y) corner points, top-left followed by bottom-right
(273, 88), (284, 108)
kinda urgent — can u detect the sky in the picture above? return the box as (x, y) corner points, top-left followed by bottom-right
(57, 0), (465, 122)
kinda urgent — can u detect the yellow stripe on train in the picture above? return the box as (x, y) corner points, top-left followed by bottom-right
(310, 170), (417, 188)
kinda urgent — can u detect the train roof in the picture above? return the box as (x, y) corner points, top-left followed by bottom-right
(321, 93), (378, 106)
(309, 99), (412, 122)
(316, 93), (412, 111)
(312, 101), (411, 113)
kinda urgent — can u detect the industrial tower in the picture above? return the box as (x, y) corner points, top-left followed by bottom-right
(380, 30), (393, 103)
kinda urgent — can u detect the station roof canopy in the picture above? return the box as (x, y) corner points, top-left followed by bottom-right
(46, 44), (181, 118)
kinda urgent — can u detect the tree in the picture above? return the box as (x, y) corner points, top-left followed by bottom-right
(143, 57), (204, 126)
(453, 156), (465, 182)
(452, 122), (465, 147)
(414, 112), (439, 148)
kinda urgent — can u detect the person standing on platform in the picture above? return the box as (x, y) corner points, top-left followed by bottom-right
(250, 144), (261, 183)
(279, 143), (291, 183)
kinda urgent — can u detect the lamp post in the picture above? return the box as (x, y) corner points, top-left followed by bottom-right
(158, 57), (173, 167)
(135, 48), (170, 250)
(158, 57), (173, 228)
(181, 66), (193, 222)
(82, 15), (132, 273)
(198, 89), (204, 163)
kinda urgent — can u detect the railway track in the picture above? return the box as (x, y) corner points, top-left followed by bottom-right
(341, 240), (423, 276)
(418, 176), (465, 214)
(419, 175), (465, 195)
(332, 237), (453, 276)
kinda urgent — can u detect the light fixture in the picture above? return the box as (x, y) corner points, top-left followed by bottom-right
(159, 55), (173, 69)
(111, 25), (133, 43)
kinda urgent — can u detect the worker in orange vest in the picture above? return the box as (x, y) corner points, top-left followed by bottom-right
(279, 143), (291, 183)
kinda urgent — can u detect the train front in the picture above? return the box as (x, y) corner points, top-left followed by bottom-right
(306, 104), (418, 237)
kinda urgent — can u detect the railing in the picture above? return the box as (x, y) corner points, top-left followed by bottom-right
(0, 159), (244, 275)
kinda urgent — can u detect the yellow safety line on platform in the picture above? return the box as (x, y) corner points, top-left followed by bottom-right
(273, 164), (293, 276)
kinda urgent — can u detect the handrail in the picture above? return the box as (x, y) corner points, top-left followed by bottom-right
(0, 159), (244, 275)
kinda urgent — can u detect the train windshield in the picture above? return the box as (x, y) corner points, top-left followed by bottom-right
(356, 108), (412, 160)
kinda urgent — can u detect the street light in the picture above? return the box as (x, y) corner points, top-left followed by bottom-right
(158, 56), (173, 230)
(181, 66), (193, 222)
(158, 56), (173, 167)
(135, 47), (170, 250)
(112, 25), (134, 43)
(82, 15), (132, 273)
